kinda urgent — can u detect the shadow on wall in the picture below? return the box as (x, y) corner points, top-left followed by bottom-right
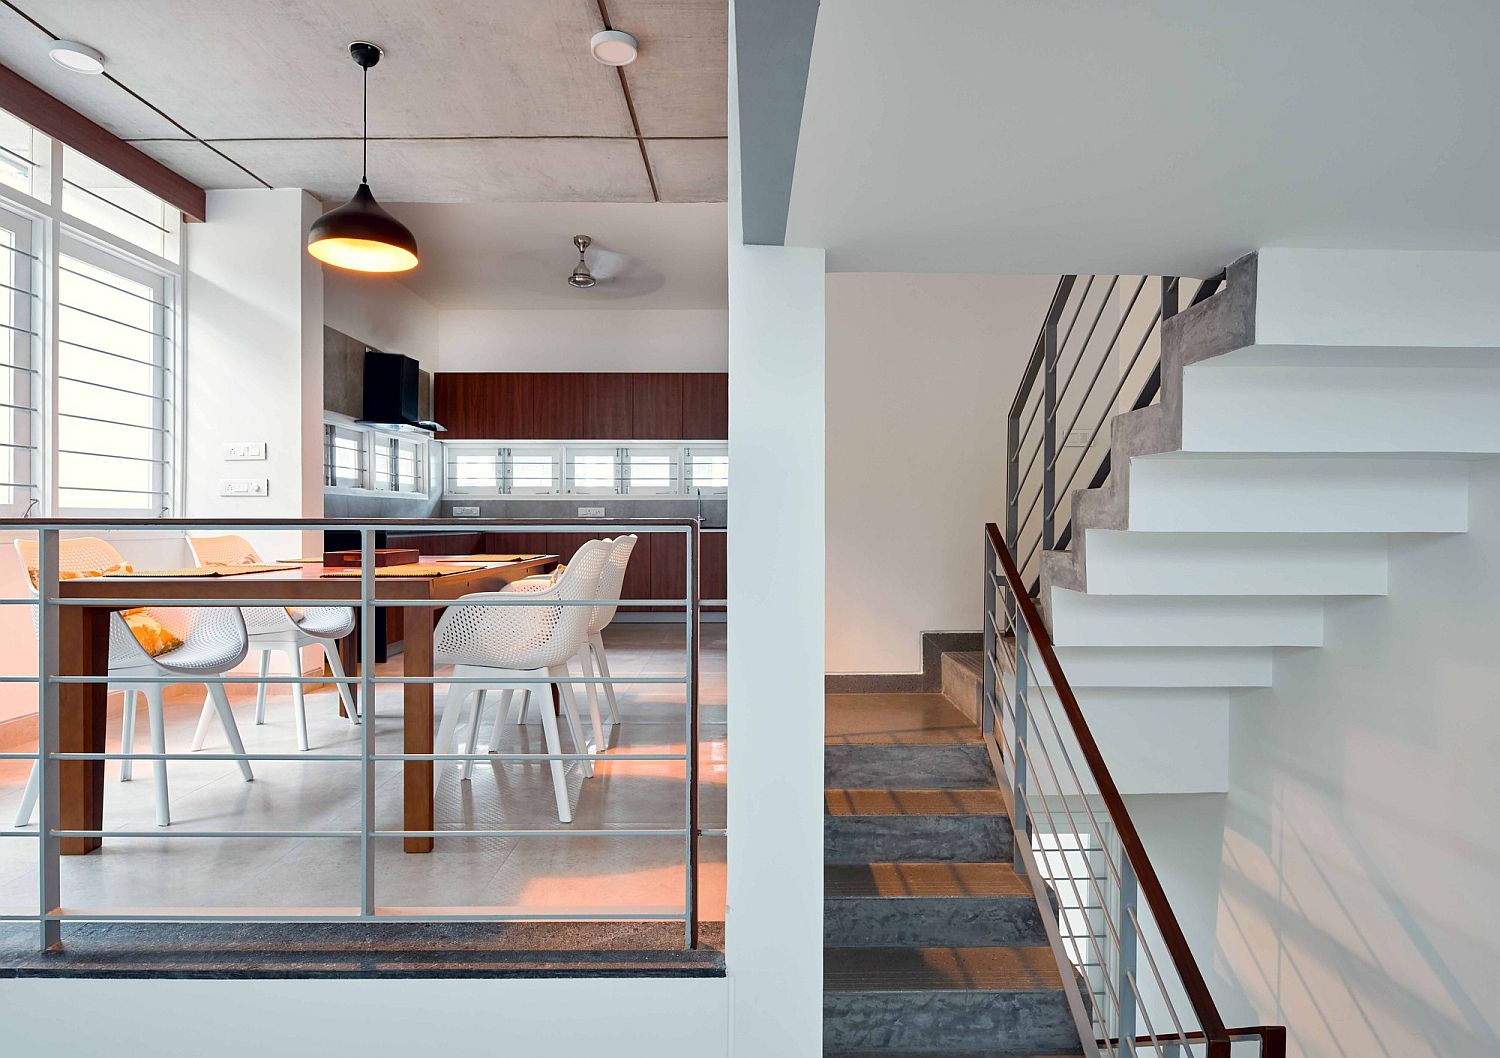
(1216, 772), (1500, 1058)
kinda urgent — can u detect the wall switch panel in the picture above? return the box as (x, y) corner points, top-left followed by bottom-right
(452, 505), (480, 517)
(223, 442), (266, 460)
(577, 506), (606, 518)
(1065, 429), (1091, 448)
(220, 478), (268, 497)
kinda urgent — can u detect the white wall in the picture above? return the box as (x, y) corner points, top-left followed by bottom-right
(437, 308), (728, 372)
(185, 187), (324, 531)
(825, 272), (1058, 673)
(325, 269), (440, 371)
(0, 978), (729, 1058)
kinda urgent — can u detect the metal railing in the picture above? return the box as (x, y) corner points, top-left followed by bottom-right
(983, 523), (1283, 1058)
(0, 517), (712, 953)
(1006, 273), (1224, 592)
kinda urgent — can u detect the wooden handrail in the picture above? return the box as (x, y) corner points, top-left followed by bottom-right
(986, 522), (1286, 1058)
(1102, 1025), (1287, 1057)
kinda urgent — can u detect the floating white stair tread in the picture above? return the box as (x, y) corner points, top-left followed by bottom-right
(1127, 455), (1468, 533)
(1032, 647), (1275, 689)
(1048, 591), (1323, 648)
(1081, 531), (1388, 596)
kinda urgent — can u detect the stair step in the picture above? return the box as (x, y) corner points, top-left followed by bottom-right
(941, 651), (984, 724)
(825, 789), (1013, 865)
(825, 863), (1045, 947)
(824, 946), (1077, 1053)
(826, 742), (995, 790)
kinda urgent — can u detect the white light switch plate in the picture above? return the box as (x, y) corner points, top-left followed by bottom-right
(220, 478), (268, 497)
(452, 505), (480, 517)
(577, 506), (606, 518)
(223, 442), (266, 460)
(1065, 429), (1091, 448)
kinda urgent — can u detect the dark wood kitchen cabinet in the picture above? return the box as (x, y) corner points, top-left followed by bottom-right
(435, 372), (728, 441)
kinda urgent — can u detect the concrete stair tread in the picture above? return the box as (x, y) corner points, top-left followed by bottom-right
(825, 946), (1064, 992)
(826, 693), (982, 745)
(945, 651), (984, 678)
(826, 789), (1008, 817)
(826, 862), (1030, 900)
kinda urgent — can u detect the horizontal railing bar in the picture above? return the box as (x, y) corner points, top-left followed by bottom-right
(47, 675), (686, 686)
(42, 911), (690, 924)
(48, 751), (689, 763)
(58, 409), (166, 432)
(56, 448), (168, 465)
(371, 829), (688, 839)
(59, 337), (171, 370)
(59, 300), (170, 338)
(62, 177), (174, 233)
(53, 828), (690, 840)
(0, 517), (701, 529)
(45, 597), (687, 608)
(0, 320), (37, 337)
(57, 374), (170, 402)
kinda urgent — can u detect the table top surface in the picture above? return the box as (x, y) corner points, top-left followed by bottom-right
(56, 555), (557, 602)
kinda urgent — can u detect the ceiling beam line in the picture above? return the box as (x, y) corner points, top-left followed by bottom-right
(595, 0), (660, 203)
(0, 60), (208, 219)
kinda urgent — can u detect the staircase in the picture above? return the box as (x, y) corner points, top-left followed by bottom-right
(1019, 249), (1500, 793)
(823, 692), (1084, 1056)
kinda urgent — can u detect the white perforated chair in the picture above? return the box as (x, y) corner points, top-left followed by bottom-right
(432, 539), (611, 823)
(502, 535), (637, 748)
(12, 537), (253, 829)
(185, 534), (357, 753)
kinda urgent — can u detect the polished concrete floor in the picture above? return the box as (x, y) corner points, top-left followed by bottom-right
(0, 622), (725, 923)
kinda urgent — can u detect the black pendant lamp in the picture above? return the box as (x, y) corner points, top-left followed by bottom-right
(307, 42), (419, 273)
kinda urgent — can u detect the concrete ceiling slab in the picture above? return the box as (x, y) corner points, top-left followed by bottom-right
(209, 136), (655, 202)
(130, 138), (268, 189)
(787, 0), (1500, 275)
(386, 201), (726, 309)
(8, 0), (635, 139)
(607, 0), (728, 137)
(649, 137), (727, 202)
(0, 5), (183, 138)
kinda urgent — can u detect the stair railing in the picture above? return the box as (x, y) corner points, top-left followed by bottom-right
(983, 522), (1285, 1058)
(1006, 273), (1224, 593)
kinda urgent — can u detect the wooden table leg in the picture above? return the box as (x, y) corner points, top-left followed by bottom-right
(403, 605), (435, 853)
(59, 607), (109, 856)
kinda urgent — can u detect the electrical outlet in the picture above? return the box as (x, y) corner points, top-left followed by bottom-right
(578, 506), (606, 518)
(223, 441), (266, 460)
(219, 478), (268, 497)
(452, 505), (480, 517)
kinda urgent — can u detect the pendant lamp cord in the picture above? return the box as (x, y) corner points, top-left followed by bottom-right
(361, 63), (368, 183)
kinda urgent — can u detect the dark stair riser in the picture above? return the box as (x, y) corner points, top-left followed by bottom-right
(824, 895), (1048, 948)
(825, 744), (996, 789)
(825, 815), (1014, 865)
(824, 989), (1078, 1053)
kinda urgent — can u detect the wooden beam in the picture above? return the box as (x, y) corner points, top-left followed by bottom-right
(0, 61), (207, 220)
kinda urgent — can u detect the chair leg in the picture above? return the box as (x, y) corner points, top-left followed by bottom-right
(551, 664), (594, 779)
(592, 634), (620, 724)
(14, 761), (38, 827)
(206, 683), (254, 782)
(288, 647), (309, 753)
(435, 681), (472, 757)
(461, 690), (489, 783)
(120, 689), (138, 782)
(508, 687), (530, 726)
(322, 642), (359, 723)
(538, 681), (572, 824)
(254, 649), (271, 725)
(190, 693), (215, 752)
(145, 686), (170, 827)
(578, 648), (605, 752)
(484, 690), (516, 753)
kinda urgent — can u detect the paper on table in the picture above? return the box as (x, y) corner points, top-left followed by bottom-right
(320, 563), (485, 578)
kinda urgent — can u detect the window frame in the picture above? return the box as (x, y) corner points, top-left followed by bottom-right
(0, 108), (185, 517)
(323, 416), (433, 497)
(0, 198), (40, 516)
(440, 441), (727, 500)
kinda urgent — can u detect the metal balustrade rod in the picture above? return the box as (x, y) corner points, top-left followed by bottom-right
(1006, 412), (1020, 554)
(37, 528), (59, 950)
(1119, 848), (1140, 1056)
(983, 539), (997, 739)
(1012, 614), (1031, 875)
(684, 523), (701, 949)
(1042, 303), (1058, 551)
(1052, 275), (1119, 408)
(359, 528), (376, 916)
(1045, 275), (1149, 474)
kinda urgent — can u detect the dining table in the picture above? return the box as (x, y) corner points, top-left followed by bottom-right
(53, 555), (557, 855)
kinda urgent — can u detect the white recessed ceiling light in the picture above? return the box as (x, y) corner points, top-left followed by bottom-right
(590, 29), (638, 66)
(48, 40), (106, 75)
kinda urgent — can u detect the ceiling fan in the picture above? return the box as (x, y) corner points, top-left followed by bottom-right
(565, 234), (644, 292)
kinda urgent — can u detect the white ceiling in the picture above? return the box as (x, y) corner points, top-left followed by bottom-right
(385, 201), (727, 309)
(0, 0), (726, 203)
(786, 0), (1500, 276)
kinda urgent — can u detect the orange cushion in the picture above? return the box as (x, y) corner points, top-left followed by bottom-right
(26, 562), (180, 656)
(119, 610), (183, 657)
